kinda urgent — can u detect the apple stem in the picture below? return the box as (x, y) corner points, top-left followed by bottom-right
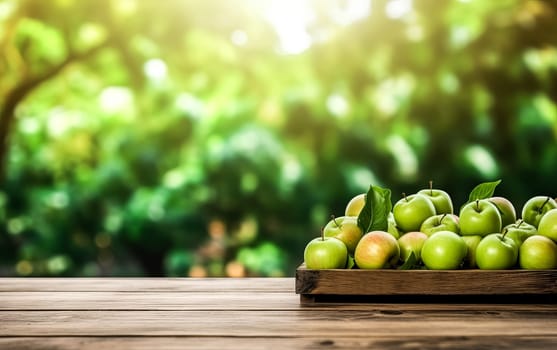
(331, 215), (341, 228)
(539, 197), (551, 213)
(403, 193), (408, 202)
(439, 213), (447, 225)
(429, 180), (433, 196)
(476, 199), (480, 211)
(501, 228), (508, 240)
(516, 219), (523, 228)
(321, 227), (325, 241)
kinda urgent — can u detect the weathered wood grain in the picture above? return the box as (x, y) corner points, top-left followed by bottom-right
(0, 278), (292, 292)
(296, 267), (557, 295)
(0, 291), (300, 310)
(1, 277), (556, 349)
(2, 291), (556, 311)
(1, 336), (556, 350)
(1, 310), (557, 337)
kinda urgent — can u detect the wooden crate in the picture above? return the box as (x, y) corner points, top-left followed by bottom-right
(296, 264), (557, 304)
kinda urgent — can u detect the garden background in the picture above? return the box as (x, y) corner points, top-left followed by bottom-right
(1, 0), (557, 277)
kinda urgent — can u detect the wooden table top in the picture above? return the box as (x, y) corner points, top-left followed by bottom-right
(1, 277), (556, 349)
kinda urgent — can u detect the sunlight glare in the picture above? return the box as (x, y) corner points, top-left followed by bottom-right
(264, 0), (373, 54)
(386, 0), (413, 19)
(330, 1), (371, 26)
(265, 0), (313, 54)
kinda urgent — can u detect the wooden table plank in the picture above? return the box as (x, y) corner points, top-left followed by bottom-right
(0, 278), (293, 292)
(1, 336), (556, 350)
(0, 292), (300, 310)
(1, 291), (557, 311)
(1, 278), (556, 349)
(1, 310), (557, 337)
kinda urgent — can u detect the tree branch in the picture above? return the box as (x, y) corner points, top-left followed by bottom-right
(0, 42), (107, 183)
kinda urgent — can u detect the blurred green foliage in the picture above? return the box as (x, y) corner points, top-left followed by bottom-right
(1, 0), (557, 276)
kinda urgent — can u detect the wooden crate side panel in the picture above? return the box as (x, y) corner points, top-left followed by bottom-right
(296, 267), (557, 296)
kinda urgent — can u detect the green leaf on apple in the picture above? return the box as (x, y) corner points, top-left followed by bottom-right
(357, 185), (392, 233)
(346, 255), (355, 269)
(466, 179), (502, 204)
(398, 251), (418, 270)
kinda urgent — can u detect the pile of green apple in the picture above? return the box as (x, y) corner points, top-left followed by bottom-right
(303, 180), (557, 270)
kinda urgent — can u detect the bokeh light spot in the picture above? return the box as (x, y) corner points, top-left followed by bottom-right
(16, 260), (33, 276)
(189, 265), (207, 278)
(386, 135), (418, 180)
(99, 87), (134, 115)
(144, 58), (167, 81)
(226, 261), (245, 277)
(326, 93), (350, 118)
(7, 217), (25, 235)
(47, 255), (70, 274)
(464, 145), (499, 179)
(230, 30), (248, 46)
(95, 233), (112, 249)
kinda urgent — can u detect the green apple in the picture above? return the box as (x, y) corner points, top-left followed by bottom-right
(459, 199), (502, 237)
(304, 235), (348, 270)
(418, 181), (453, 214)
(519, 235), (557, 269)
(462, 235), (482, 268)
(521, 196), (557, 228)
(354, 231), (400, 269)
(421, 231), (467, 270)
(503, 219), (537, 247)
(393, 193), (436, 233)
(345, 193), (366, 217)
(420, 214), (460, 237)
(398, 231), (428, 262)
(537, 208), (557, 243)
(475, 233), (518, 270)
(323, 216), (363, 254)
(488, 196), (517, 228)
(387, 212), (401, 239)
